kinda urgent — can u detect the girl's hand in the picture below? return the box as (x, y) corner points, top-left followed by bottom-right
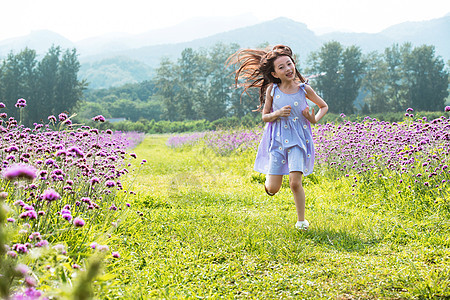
(302, 107), (316, 124)
(277, 105), (291, 117)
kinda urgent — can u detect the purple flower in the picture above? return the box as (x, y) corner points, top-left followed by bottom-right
(15, 98), (27, 108)
(6, 146), (19, 152)
(90, 177), (100, 185)
(28, 232), (41, 241)
(445, 106), (450, 112)
(45, 158), (55, 165)
(35, 240), (49, 247)
(98, 245), (109, 251)
(24, 276), (37, 287)
(112, 251), (120, 258)
(13, 244), (28, 254)
(67, 146), (84, 158)
(73, 217), (85, 227)
(105, 180), (115, 188)
(7, 250), (17, 258)
(406, 108), (414, 112)
(15, 264), (30, 275)
(58, 113), (68, 121)
(62, 213), (72, 221)
(12, 287), (43, 299)
(92, 115), (106, 122)
(0, 102), (5, 108)
(41, 188), (61, 201)
(2, 163), (37, 181)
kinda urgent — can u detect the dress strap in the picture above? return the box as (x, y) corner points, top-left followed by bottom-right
(270, 83), (278, 97)
(299, 82), (307, 94)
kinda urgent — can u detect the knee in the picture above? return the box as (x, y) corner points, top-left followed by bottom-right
(289, 180), (303, 193)
(265, 184), (280, 196)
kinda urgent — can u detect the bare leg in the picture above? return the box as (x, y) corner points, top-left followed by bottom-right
(264, 174), (283, 196)
(289, 171), (305, 221)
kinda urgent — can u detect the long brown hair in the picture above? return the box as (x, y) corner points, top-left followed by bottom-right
(227, 45), (306, 111)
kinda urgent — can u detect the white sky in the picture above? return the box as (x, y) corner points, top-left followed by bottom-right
(1, 0), (449, 41)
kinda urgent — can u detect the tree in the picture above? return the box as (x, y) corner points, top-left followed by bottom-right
(361, 52), (389, 113)
(55, 48), (86, 115)
(384, 44), (409, 111)
(339, 45), (365, 114)
(307, 41), (363, 114)
(403, 45), (448, 111)
(155, 57), (179, 121)
(206, 43), (239, 121)
(0, 46), (86, 125)
(0, 48), (38, 121)
(35, 46), (60, 120)
(176, 48), (197, 120)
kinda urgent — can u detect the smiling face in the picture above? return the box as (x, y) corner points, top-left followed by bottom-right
(271, 55), (296, 82)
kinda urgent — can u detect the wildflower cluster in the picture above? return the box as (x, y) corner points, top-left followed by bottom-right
(204, 129), (263, 155)
(169, 107), (450, 212)
(314, 113), (450, 195)
(166, 132), (207, 148)
(0, 105), (145, 297)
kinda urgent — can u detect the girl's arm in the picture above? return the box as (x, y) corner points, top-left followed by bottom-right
(262, 84), (292, 123)
(302, 85), (328, 124)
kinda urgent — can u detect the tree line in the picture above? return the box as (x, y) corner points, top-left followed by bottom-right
(306, 41), (448, 114)
(0, 46), (86, 126)
(0, 42), (448, 127)
(82, 41), (449, 122)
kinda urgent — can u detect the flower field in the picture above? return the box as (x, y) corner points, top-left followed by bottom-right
(1, 103), (450, 298)
(0, 101), (145, 298)
(170, 113), (450, 213)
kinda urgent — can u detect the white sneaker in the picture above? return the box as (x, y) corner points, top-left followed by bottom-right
(295, 220), (309, 230)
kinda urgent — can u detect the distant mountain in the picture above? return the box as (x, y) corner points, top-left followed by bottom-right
(0, 30), (75, 55)
(73, 14), (259, 57)
(79, 17), (322, 67)
(0, 15), (448, 89)
(320, 16), (450, 58)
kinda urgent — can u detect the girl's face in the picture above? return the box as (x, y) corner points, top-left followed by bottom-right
(271, 56), (295, 82)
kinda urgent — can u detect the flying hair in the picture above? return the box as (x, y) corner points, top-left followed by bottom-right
(226, 45), (306, 111)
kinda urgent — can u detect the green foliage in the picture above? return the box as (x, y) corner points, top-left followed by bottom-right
(307, 41), (365, 115)
(79, 56), (154, 90)
(403, 44), (449, 111)
(76, 41), (448, 126)
(0, 46), (86, 126)
(97, 134), (450, 299)
(360, 43), (449, 113)
(104, 113), (263, 134)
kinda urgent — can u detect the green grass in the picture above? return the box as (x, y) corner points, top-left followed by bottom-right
(102, 135), (450, 299)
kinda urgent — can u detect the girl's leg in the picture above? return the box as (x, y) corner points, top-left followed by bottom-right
(289, 171), (305, 221)
(265, 174), (283, 196)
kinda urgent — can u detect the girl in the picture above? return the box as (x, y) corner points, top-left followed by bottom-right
(228, 45), (328, 230)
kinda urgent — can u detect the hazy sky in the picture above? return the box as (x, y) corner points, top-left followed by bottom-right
(1, 0), (449, 41)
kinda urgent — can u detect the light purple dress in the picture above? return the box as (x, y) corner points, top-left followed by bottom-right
(254, 83), (315, 176)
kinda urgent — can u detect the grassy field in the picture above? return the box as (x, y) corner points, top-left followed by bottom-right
(105, 134), (449, 299)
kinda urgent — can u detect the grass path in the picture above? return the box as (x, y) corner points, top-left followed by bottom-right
(106, 135), (449, 299)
